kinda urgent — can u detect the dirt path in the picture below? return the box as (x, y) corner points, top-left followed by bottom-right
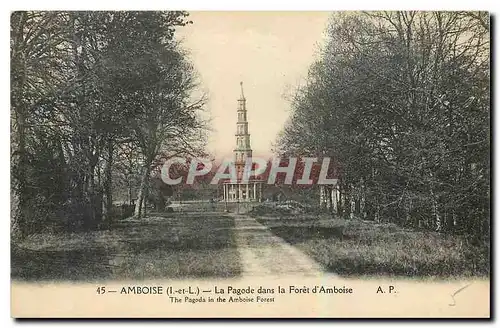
(231, 214), (324, 277)
(13, 212), (325, 281)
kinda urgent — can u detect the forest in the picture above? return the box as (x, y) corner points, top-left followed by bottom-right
(276, 12), (490, 242)
(10, 11), (491, 283)
(11, 11), (491, 250)
(11, 11), (207, 238)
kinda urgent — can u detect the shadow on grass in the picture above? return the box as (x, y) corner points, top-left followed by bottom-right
(256, 217), (489, 278)
(122, 234), (235, 253)
(328, 257), (478, 277)
(268, 226), (351, 243)
(12, 214), (242, 281)
(11, 245), (113, 282)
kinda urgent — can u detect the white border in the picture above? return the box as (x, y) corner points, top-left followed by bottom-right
(1, 1), (497, 327)
(2, 0), (498, 11)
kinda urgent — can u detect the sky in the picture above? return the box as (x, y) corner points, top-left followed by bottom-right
(176, 11), (331, 159)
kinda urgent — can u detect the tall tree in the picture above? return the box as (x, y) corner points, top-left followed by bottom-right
(11, 11), (71, 236)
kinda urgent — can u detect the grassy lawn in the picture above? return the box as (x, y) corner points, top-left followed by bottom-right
(255, 215), (489, 278)
(11, 213), (241, 282)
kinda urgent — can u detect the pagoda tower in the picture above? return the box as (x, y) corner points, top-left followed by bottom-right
(222, 82), (263, 203)
(234, 81), (252, 178)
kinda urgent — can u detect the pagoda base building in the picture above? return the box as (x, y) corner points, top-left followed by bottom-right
(223, 180), (263, 202)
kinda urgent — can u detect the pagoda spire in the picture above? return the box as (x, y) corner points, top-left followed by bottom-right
(234, 81), (252, 177)
(239, 81), (245, 101)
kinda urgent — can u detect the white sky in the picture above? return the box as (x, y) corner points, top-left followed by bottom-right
(176, 12), (331, 159)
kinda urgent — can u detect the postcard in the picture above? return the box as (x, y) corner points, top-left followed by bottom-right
(10, 10), (490, 318)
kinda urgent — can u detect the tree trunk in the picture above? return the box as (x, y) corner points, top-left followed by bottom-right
(349, 186), (355, 220)
(432, 194), (441, 232)
(326, 186), (332, 211)
(319, 185), (325, 208)
(338, 183), (343, 216)
(375, 198), (380, 223)
(405, 198), (412, 227)
(11, 104), (28, 238)
(11, 13), (28, 238)
(360, 179), (366, 220)
(85, 162), (97, 229)
(429, 171), (441, 232)
(331, 186), (338, 215)
(102, 137), (113, 222)
(134, 165), (150, 218)
(128, 182), (133, 206)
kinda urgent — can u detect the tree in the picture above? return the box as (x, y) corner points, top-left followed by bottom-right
(96, 12), (207, 218)
(11, 11), (72, 236)
(277, 11), (490, 238)
(10, 11), (207, 236)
